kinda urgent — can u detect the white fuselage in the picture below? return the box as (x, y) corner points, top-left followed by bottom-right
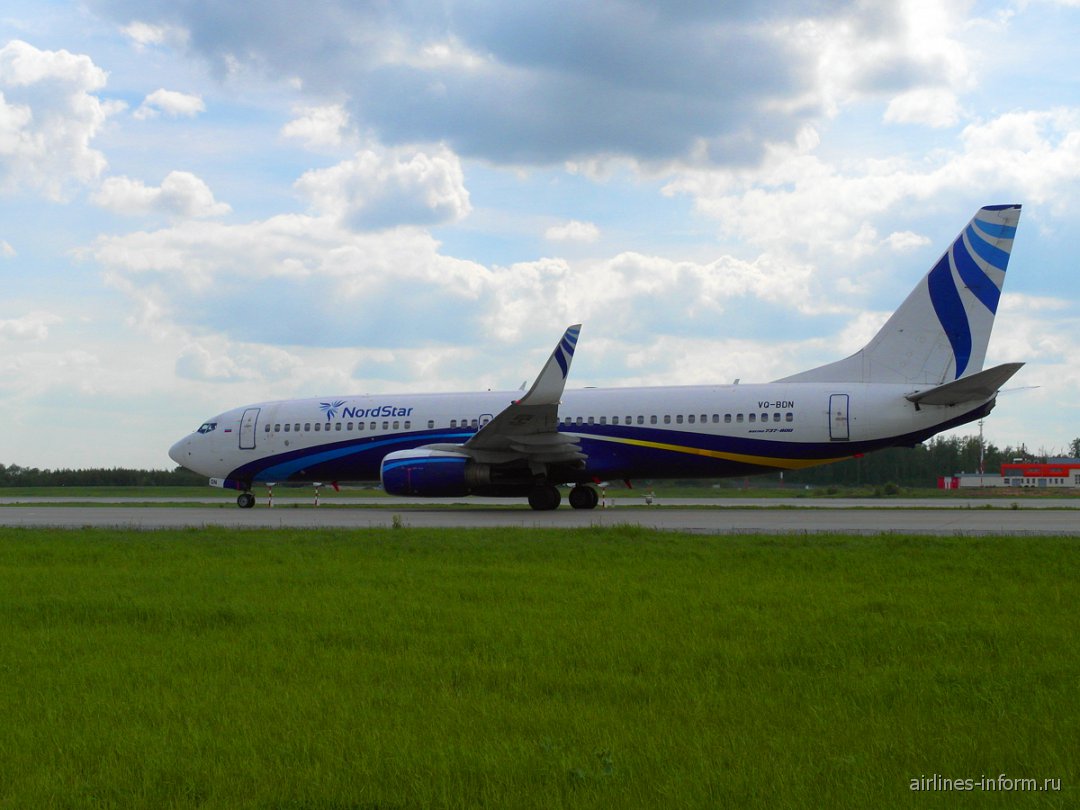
(169, 381), (990, 489)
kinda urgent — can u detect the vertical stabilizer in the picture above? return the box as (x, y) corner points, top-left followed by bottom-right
(777, 204), (1022, 385)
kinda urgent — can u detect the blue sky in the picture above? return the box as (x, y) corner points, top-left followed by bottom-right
(2, 0), (1079, 469)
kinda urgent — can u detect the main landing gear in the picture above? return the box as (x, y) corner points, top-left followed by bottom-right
(237, 491), (256, 509)
(527, 484), (561, 511)
(527, 484), (599, 511)
(568, 485), (599, 510)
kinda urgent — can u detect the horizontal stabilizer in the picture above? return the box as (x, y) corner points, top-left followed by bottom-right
(905, 362), (1024, 407)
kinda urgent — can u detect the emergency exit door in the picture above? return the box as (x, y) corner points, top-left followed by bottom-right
(829, 394), (850, 441)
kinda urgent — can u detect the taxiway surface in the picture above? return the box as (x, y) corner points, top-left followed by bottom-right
(1, 500), (1077, 534)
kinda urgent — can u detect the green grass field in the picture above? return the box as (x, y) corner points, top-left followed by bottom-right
(1, 527), (1077, 808)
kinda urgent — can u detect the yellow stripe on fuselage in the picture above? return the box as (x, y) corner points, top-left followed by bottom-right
(578, 433), (851, 470)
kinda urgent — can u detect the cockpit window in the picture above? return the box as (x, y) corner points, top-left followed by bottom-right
(197, 422), (218, 434)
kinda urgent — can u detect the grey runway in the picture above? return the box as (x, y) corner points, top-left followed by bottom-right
(1, 503), (1077, 534)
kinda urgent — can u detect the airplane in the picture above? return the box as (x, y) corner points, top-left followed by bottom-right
(169, 204), (1024, 510)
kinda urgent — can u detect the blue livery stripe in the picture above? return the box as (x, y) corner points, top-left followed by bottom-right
(974, 219), (1016, 240)
(927, 254), (972, 379)
(554, 348), (569, 378)
(952, 235), (1001, 314)
(246, 431), (466, 481)
(964, 225), (1011, 271)
(559, 336), (575, 357)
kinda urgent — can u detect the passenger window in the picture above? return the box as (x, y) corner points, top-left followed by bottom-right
(724, 414), (732, 423)
(676, 415), (684, 424)
(335, 423), (342, 431)
(650, 415), (657, 424)
(265, 425), (271, 432)
(773, 413), (781, 423)
(637, 416), (644, 425)
(284, 424), (291, 432)
(274, 424), (281, 432)
(382, 421), (389, 430)
(450, 419), (457, 428)
(304, 423), (311, 432)
(612, 416), (619, 425)
(428, 420), (435, 429)
(736, 414), (744, 423)
(786, 412), (793, 422)
(347, 422), (354, 431)
(393, 421), (400, 430)
(404, 421), (411, 429)
(713, 414), (720, 423)
(664, 415), (671, 424)
(749, 414), (756, 423)
(687, 415), (695, 424)
(370, 422), (376, 430)
(294, 424), (300, 432)
(599, 416), (607, 425)
(314, 423), (320, 432)
(761, 413), (768, 422)
(588, 416), (595, 425)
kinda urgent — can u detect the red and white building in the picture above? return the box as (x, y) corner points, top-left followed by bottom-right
(939, 459), (1080, 489)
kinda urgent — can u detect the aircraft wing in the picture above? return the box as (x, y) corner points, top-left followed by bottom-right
(905, 362), (1024, 407)
(460, 325), (585, 470)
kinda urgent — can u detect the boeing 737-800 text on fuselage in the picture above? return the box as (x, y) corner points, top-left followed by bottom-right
(170, 205), (1024, 510)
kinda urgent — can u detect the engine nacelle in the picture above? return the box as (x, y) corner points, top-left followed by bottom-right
(380, 448), (491, 497)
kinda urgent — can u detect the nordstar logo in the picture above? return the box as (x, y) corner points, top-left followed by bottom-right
(318, 401), (416, 420)
(320, 400), (347, 420)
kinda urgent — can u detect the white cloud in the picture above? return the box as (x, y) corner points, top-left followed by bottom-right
(121, 20), (188, 50)
(0, 240), (14, 257)
(175, 341), (300, 382)
(665, 106), (1080, 259)
(545, 220), (600, 243)
(281, 104), (350, 150)
(0, 40), (121, 200)
(0, 311), (61, 341)
(884, 88), (962, 128)
(92, 171), (231, 219)
(295, 145), (471, 230)
(884, 231), (931, 251)
(133, 88), (205, 120)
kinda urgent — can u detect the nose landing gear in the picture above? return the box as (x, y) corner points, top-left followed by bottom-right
(237, 491), (256, 509)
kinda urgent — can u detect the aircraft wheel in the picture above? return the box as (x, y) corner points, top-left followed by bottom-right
(569, 485), (598, 510)
(528, 484), (561, 511)
(237, 492), (256, 509)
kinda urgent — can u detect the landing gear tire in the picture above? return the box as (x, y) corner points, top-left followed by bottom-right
(569, 485), (599, 510)
(237, 492), (256, 509)
(528, 484), (561, 511)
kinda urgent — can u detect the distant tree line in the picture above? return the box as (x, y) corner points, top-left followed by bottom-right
(0, 465), (205, 487)
(782, 434), (1078, 488)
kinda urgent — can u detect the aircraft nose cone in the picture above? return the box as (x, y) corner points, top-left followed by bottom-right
(169, 437), (190, 467)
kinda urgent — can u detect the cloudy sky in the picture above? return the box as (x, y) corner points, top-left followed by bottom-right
(2, 0), (1079, 470)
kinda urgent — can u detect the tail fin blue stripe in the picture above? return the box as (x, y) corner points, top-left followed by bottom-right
(554, 347), (569, 377)
(953, 237), (1001, 314)
(974, 219), (1017, 240)
(927, 255), (972, 378)
(965, 225), (1011, 270)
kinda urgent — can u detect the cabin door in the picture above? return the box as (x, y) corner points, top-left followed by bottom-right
(239, 408), (260, 449)
(828, 394), (850, 441)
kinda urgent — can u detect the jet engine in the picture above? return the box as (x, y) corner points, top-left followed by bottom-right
(380, 448), (491, 497)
